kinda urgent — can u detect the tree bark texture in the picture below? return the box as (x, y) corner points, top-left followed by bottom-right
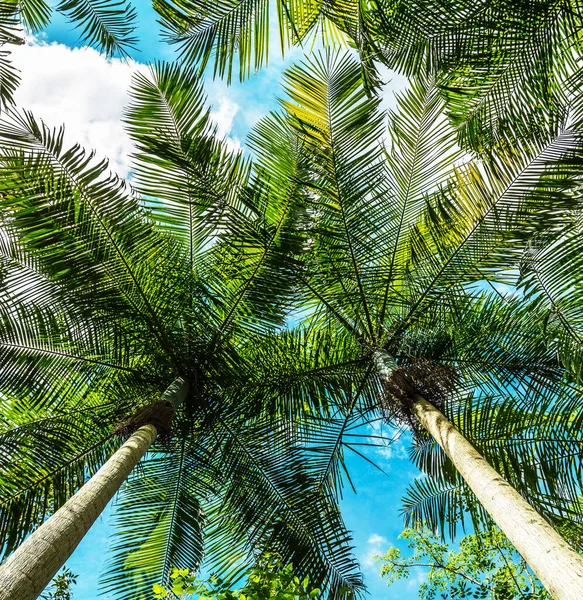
(0, 424), (157, 600)
(411, 395), (583, 600)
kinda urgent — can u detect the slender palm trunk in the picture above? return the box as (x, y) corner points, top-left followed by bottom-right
(411, 394), (583, 600)
(0, 424), (157, 600)
(0, 377), (188, 600)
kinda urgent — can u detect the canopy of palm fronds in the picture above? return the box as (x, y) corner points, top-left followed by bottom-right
(5, 1), (582, 158)
(150, 0), (583, 155)
(0, 62), (366, 599)
(3, 34), (583, 600)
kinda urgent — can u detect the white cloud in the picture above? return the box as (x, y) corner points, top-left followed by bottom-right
(11, 40), (141, 177)
(9, 40), (241, 177)
(361, 533), (388, 569)
(368, 533), (387, 546)
(210, 95), (241, 152)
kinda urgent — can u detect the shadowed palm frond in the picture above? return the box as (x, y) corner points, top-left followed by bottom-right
(0, 5), (23, 109)
(360, 1), (582, 149)
(101, 441), (211, 599)
(0, 396), (126, 556)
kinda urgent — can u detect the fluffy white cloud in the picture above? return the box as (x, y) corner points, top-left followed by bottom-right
(9, 40), (241, 177)
(10, 41), (141, 177)
(361, 533), (388, 569)
(210, 95), (241, 152)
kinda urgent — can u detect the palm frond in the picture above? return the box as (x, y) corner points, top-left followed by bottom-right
(56, 0), (137, 57)
(0, 109), (185, 373)
(4, 0), (52, 32)
(0, 5), (23, 109)
(365, 0), (582, 152)
(207, 409), (364, 598)
(123, 62), (249, 264)
(385, 126), (583, 348)
(0, 397), (125, 556)
(280, 49), (387, 341)
(400, 475), (487, 540)
(377, 73), (462, 330)
(153, 0), (271, 82)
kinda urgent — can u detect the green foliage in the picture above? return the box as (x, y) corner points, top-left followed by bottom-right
(40, 568), (77, 600)
(56, 0), (138, 57)
(378, 527), (549, 599)
(0, 0), (137, 55)
(3, 23), (583, 600)
(151, 0), (583, 157)
(152, 555), (323, 599)
(270, 49), (583, 539)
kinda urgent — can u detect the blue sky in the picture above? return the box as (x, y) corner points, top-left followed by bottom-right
(20, 3), (423, 598)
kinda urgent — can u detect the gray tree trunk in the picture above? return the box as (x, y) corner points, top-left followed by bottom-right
(0, 424), (157, 600)
(411, 394), (583, 600)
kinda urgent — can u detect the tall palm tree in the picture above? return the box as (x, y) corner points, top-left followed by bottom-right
(0, 62), (364, 599)
(246, 50), (583, 599)
(0, 378), (187, 600)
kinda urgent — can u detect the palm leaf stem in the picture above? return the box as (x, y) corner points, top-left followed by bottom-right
(327, 126), (376, 341)
(377, 91), (431, 331)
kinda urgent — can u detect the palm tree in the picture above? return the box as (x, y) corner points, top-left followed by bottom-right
(0, 378), (186, 600)
(0, 62), (364, 599)
(248, 50), (583, 599)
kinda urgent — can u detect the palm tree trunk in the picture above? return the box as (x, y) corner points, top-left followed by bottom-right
(0, 424), (157, 600)
(411, 394), (583, 600)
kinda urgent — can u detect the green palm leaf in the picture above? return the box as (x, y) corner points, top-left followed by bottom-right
(0, 64), (364, 597)
(56, 0), (138, 57)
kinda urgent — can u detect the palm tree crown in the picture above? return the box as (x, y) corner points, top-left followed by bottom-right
(262, 50), (583, 540)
